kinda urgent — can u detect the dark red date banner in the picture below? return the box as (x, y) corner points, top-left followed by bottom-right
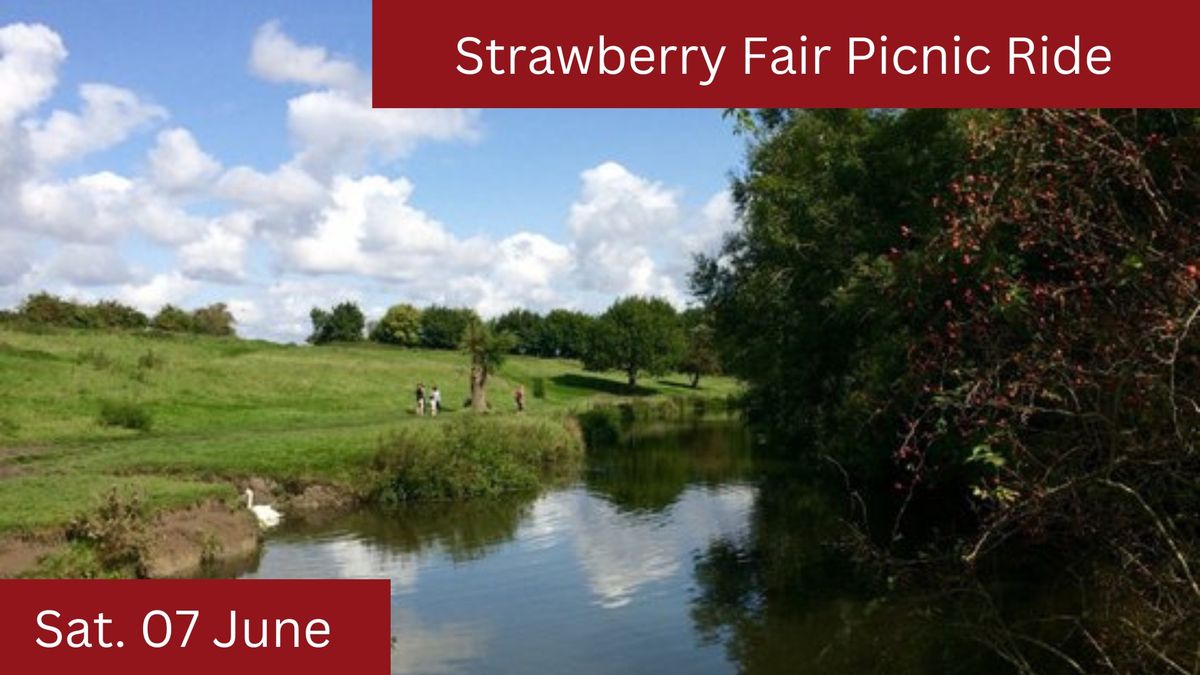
(0, 579), (390, 674)
(373, 0), (1200, 107)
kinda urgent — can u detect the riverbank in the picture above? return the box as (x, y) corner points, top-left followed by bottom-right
(0, 327), (739, 576)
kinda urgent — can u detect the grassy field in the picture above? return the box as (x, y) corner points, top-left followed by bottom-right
(0, 327), (740, 534)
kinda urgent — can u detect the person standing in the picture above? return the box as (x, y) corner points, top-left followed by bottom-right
(416, 383), (426, 416)
(430, 385), (442, 416)
(514, 385), (526, 413)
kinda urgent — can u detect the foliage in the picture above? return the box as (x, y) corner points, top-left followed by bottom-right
(190, 303), (236, 337)
(583, 296), (685, 388)
(462, 316), (517, 411)
(90, 300), (150, 330)
(541, 309), (594, 358)
(699, 107), (1200, 672)
(151, 304), (195, 333)
(372, 415), (583, 502)
(65, 489), (148, 576)
(98, 399), (153, 431)
(420, 305), (478, 349)
(369, 303), (422, 346)
(493, 308), (544, 355)
(308, 301), (366, 344)
(678, 307), (721, 388)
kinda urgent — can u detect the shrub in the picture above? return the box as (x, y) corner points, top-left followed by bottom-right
(137, 349), (165, 370)
(65, 489), (148, 576)
(89, 300), (149, 330)
(531, 377), (546, 399)
(75, 348), (113, 370)
(98, 400), (153, 431)
(151, 304), (194, 333)
(373, 416), (583, 502)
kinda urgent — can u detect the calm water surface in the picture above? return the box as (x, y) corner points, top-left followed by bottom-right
(235, 421), (1011, 674)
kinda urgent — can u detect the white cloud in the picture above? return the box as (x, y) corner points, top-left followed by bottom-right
(148, 128), (221, 193)
(0, 229), (36, 284)
(0, 23), (66, 126)
(118, 271), (197, 313)
(287, 90), (479, 175)
(179, 212), (254, 283)
(26, 83), (166, 166)
(567, 161), (683, 301)
(0, 21), (739, 342)
(42, 243), (132, 286)
(249, 21), (363, 93)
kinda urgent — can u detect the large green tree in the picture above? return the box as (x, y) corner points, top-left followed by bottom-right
(420, 306), (478, 350)
(370, 303), (422, 346)
(584, 296), (684, 389)
(308, 301), (365, 344)
(540, 309), (594, 359)
(493, 308), (544, 355)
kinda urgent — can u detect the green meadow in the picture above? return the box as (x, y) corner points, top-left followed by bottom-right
(0, 328), (739, 534)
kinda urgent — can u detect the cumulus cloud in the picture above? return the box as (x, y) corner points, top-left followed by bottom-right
(26, 83), (165, 167)
(42, 243), (133, 286)
(249, 20), (363, 93)
(0, 20), (739, 342)
(148, 128), (221, 193)
(179, 212), (255, 283)
(118, 271), (197, 313)
(567, 162), (684, 301)
(0, 23), (66, 126)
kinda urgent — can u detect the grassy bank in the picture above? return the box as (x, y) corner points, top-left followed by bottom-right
(0, 327), (740, 537)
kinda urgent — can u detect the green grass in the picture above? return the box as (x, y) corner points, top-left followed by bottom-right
(0, 328), (740, 534)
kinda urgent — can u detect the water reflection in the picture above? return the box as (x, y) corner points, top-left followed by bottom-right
(229, 419), (1101, 674)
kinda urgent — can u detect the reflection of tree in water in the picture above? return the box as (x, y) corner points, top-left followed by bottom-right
(689, 473), (1017, 675)
(280, 496), (537, 563)
(585, 421), (757, 513)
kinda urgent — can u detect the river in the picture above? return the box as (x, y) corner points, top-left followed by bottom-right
(232, 420), (1016, 674)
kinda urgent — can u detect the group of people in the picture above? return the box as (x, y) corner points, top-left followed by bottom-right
(415, 383), (442, 416)
(413, 383), (528, 415)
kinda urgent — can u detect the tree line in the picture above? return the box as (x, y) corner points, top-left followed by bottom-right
(0, 292), (235, 336)
(693, 108), (1200, 671)
(308, 297), (721, 389)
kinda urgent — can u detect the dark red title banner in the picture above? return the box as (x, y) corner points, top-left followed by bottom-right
(373, 0), (1200, 108)
(0, 579), (390, 674)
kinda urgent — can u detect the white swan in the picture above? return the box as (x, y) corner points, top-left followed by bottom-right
(244, 488), (282, 529)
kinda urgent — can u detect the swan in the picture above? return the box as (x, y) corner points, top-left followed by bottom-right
(244, 488), (282, 529)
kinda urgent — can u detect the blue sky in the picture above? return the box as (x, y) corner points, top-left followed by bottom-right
(0, 1), (745, 340)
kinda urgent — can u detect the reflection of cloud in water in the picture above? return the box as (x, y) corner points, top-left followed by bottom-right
(251, 535), (420, 593)
(391, 608), (489, 675)
(524, 485), (755, 609)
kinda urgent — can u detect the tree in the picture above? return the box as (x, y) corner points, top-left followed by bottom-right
(370, 303), (422, 346)
(679, 308), (720, 388)
(420, 306), (478, 350)
(190, 303), (236, 336)
(541, 309), (594, 359)
(461, 317), (516, 412)
(493, 308), (544, 355)
(308, 301), (365, 344)
(584, 296), (685, 389)
(151, 304), (194, 333)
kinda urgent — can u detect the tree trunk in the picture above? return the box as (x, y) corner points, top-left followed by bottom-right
(470, 365), (488, 412)
(627, 369), (638, 390)
(690, 372), (700, 388)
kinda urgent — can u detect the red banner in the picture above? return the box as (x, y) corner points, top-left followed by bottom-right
(0, 579), (390, 674)
(372, 0), (1200, 107)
